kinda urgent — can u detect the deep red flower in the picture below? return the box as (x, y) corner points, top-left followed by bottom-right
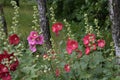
(55, 68), (60, 77)
(10, 60), (19, 71)
(85, 47), (90, 55)
(52, 22), (63, 36)
(9, 34), (20, 45)
(1, 73), (11, 80)
(66, 38), (78, 54)
(0, 64), (11, 80)
(64, 64), (70, 73)
(97, 39), (105, 48)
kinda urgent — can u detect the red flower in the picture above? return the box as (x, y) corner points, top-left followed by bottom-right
(83, 33), (96, 46)
(76, 50), (82, 58)
(10, 60), (19, 71)
(52, 22), (63, 36)
(55, 68), (60, 77)
(85, 47), (90, 55)
(97, 39), (105, 48)
(9, 34), (20, 45)
(66, 38), (78, 54)
(91, 43), (97, 50)
(0, 64), (11, 80)
(64, 64), (70, 73)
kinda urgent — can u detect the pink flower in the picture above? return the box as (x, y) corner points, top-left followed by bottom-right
(52, 22), (63, 36)
(97, 39), (105, 48)
(29, 31), (38, 39)
(64, 64), (70, 73)
(85, 47), (90, 55)
(35, 34), (44, 45)
(91, 43), (97, 50)
(83, 33), (96, 46)
(83, 35), (89, 46)
(27, 31), (38, 45)
(66, 38), (78, 54)
(9, 34), (20, 45)
(55, 68), (60, 77)
(29, 44), (36, 52)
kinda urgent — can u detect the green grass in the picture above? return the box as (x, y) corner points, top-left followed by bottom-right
(4, 3), (36, 38)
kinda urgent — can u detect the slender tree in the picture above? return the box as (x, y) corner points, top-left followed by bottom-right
(36, 0), (52, 50)
(109, 0), (120, 64)
(0, 4), (7, 36)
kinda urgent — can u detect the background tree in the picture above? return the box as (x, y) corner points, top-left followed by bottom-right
(0, 4), (7, 36)
(36, 0), (52, 50)
(109, 0), (120, 64)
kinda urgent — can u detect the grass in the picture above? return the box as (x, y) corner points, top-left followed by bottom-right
(3, 2), (36, 38)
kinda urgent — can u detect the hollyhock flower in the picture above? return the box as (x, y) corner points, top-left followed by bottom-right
(9, 34), (20, 45)
(29, 31), (38, 39)
(0, 64), (11, 80)
(88, 33), (96, 43)
(29, 44), (36, 52)
(76, 50), (82, 58)
(83, 35), (89, 46)
(66, 38), (78, 54)
(91, 43), (97, 50)
(52, 22), (63, 35)
(55, 68), (60, 77)
(85, 47), (90, 55)
(27, 36), (36, 45)
(64, 64), (70, 73)
(83, 33), (96, 46)
(35, 34), (44, 45)
(10, 60), (19, 71)
(97, 39), (105, 48)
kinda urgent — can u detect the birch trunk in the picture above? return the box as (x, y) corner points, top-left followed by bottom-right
(36, 0), (52, 50)
(109, 0), (120, 64)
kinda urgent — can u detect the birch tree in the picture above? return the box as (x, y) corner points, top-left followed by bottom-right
(109, 0), (120, 64)
(36, 0), (52, 50)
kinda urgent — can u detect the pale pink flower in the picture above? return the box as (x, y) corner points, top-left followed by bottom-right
(97, 39), (105, 48)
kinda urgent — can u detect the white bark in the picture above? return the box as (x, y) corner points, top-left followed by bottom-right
(109, 0), (120, 64)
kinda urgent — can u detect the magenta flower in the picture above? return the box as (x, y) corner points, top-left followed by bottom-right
(29, 44), (37, 52)
(29, 31), (38, 39)
(27, 31), (39, 45)
(35, 34), (44, 45)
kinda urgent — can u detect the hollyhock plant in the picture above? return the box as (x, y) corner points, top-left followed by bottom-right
(66, 38), (78, 54)
(27, 31), (44, 52)
(35, 34), (44, 45)
(55, 68), (60, 77)
(9, 34), (20, 45)
(27, 31), (38, 45)
(64, 64), (70, 73)
(52, 22), (63, 36)
(0, 64), (11, 80)
(97, 39), (105, 48)
(29, 31), (38, 39)
(85, 47), (90, 55)
(29, 44), (37, 52)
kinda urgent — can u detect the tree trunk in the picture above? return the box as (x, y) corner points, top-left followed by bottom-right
(109, 0), (120, 64)
(36, 0), (52, 50)
(0, 4), (7, 36)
